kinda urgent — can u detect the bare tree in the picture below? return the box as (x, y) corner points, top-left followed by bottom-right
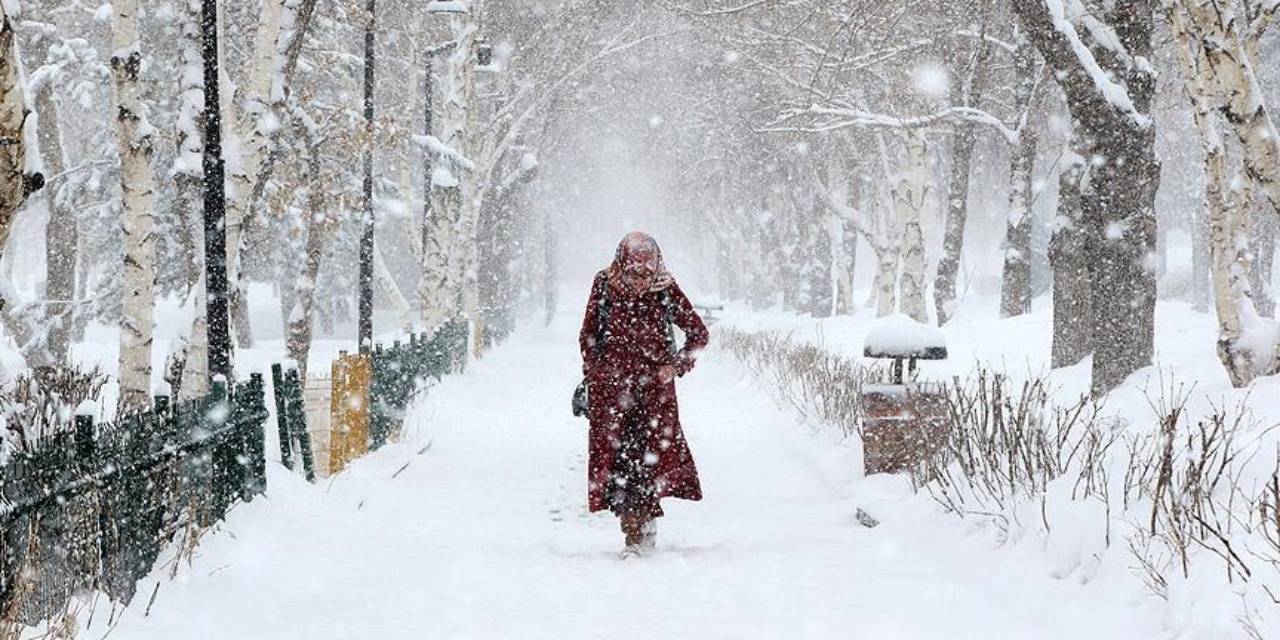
(0, 7), (40, 265)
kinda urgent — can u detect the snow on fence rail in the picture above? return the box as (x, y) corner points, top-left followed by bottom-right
(0, 375), (270, 626)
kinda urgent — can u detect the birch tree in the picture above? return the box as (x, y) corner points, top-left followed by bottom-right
(1166, 0), (1280, 383)
(1176, 0), (1280, 217)
(998, 38), (1044, 318)
(935, 33), (993, 325)
(0, 6), (39, 264)
(220, 0), (319, 349)
(421, 1), (480, 338)
(896, 130), (930, 323)
(110, 0), (158, 411)
(23, 18), (77, 364)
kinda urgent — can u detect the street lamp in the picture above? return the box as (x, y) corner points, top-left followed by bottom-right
(202, 0), (232, 380)
(358, 0), (376, 353)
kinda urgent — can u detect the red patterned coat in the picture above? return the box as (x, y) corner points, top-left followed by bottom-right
(579, 271), (709, 514)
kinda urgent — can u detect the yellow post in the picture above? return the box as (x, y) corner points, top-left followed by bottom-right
(330, 352), (372, 474)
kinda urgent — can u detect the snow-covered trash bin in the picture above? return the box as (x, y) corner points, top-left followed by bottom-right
(860, 314), (948, 476)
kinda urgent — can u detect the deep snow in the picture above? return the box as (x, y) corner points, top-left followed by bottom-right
(60, 307), (1173, 640)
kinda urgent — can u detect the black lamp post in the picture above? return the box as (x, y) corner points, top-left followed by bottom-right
(358, 0), (376, 353)
(202, 0), (232, 381)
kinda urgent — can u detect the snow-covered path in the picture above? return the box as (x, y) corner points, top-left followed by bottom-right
(98, 318), (1162, 640)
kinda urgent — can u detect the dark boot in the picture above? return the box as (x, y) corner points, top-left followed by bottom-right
(619, 513), (644, 549)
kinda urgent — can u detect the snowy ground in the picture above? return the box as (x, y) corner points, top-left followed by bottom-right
(64, 305), (1174, 640)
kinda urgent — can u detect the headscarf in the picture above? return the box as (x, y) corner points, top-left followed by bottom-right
(606, 231), (675, 295)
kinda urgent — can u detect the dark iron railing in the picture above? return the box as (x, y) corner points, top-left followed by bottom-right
(0, 375), (269, 624)
(370, 319), (468, 450)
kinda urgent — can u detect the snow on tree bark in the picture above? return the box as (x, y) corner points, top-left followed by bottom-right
(1178, 0), (1280, 220)
(999, 40), (1042, 319)
(1168, 1), (1274, 385)
(0, 9), (38, 265)
(1012, 0), (1160, 395)
(896, 130), (929, 324)
(1050, 151), (1092, 368)
(110, 0), (158, 411)
(935, 35), (992, 326)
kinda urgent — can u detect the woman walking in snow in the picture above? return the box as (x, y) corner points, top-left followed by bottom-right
(579, 231), (709, 556)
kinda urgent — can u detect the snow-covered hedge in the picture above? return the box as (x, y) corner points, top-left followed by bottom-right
(716, 326), (1280, 637)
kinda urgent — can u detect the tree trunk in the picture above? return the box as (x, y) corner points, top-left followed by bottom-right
(173, 0), (205, 399)
(837, 203), (859, 315)
(1000, 42), (1041, 318)
(28, 36), (77, 365)
(453, 9), (484, 356)
(1181, 0), (1280, 219)
(897, 131), (929, 324)
(542, 214), (557, 326)
(1191, 203), (1211, 311)
(0, 11), (37, 263)
(1050, 154), (1092, 367)
(1014, 0), (1160, 395)
(1252, 200), (1277, 318)
(935, 38), (992, 325)
(422, 6), (481, 338)
(172, 0), (204, 293)
(1169, 3), (1267, 385)
(222, 0), (287, 350)
(179, 285), (209, 400)
(809, 208), (834, 318)
(286, 151), (327, 382)
(111, 0), (159, 412)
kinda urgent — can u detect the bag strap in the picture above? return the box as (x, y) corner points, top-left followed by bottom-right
(661, 289), (677, 356)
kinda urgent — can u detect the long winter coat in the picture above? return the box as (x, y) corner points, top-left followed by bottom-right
(579, 271), (710, 514)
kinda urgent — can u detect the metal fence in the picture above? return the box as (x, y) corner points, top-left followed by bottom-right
(0, 317), (476, 625)
(0, 375), (270, 625)
(370, 320), (469, 450)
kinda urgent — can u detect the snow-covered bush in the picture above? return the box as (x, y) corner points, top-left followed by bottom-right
(718, 327), (877, 437)
(0, 364), (106, 455)
(719, 326), (1280, 637)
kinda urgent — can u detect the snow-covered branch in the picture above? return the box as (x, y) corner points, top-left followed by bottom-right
(766, 104), (1018, 143)
(1043, 0), (1150, 127)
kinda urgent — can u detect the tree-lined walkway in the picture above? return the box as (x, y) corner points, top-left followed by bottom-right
(97, 316), (1160, 640)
